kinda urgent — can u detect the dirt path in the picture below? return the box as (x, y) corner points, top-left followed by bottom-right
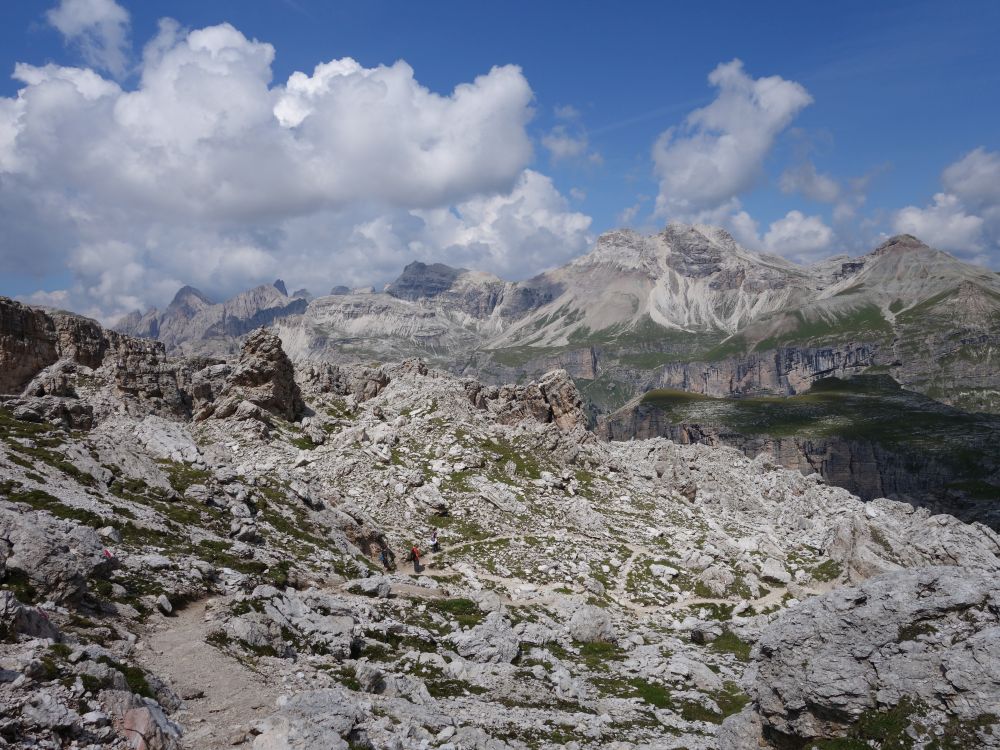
(136, 598), (281, 749)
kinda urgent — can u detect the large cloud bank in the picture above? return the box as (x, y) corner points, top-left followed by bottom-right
(2, 6), (591, 320)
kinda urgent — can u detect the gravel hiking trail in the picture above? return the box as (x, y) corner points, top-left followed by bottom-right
(136, 597), (281, 749)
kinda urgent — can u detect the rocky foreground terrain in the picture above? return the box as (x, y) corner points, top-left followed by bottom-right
(2, 298), (1000, 749)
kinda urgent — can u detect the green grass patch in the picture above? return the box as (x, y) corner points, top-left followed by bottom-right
(426, 598), (483, 628)
(157, 460), (212, 493)
(0, 480), (108, 528)
(575, 640), (624, 670)
(752, 305), (893, 351)
(708, 630), (752, 662)
(96, 656), (154, 699)
(811, 559), (843, 582)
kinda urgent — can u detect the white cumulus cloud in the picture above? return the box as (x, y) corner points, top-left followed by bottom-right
(892, 148), (1000, 265)
(652, 59), (812, 220)
(942, 147), (1000, 212)
(727, 209), (834, 263)
(0, 19), (593, 320)
(46, 0), (131, 78)
(762, 210), (834, 262)
(416, 169), (593, 275)
(894, 192), (985, 253)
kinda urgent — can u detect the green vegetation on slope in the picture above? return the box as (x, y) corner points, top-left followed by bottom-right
(751, 305), (893, 352)
(639, 375), (1000, 499)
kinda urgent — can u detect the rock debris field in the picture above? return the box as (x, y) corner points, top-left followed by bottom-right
(0, 303), (998, 749)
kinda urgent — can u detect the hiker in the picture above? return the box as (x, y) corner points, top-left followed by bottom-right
(410, 544), (421, 572)
(379, 547), (394, 571)
(429, 529), (440, 553)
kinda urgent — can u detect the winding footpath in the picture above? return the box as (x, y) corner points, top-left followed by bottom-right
(135, 598), (281, 750)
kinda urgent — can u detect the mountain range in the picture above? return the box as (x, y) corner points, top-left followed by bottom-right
(118, 223), (1000, 416)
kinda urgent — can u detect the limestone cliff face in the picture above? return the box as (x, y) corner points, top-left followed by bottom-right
(600, 399), (999, 526)
(468, 342), (880, 412)
(0, 298), (124, 393)
(0, 298), (60, 393)
(647, 344), (881, 397)
(0, 297), (196, 419)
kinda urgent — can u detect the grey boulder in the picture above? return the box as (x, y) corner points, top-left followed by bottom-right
(253, 689), (362, 750)
(722, 566), (1000, 748)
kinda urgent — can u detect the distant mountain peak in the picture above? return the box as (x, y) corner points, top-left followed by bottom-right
(662, 222), (726, 278)
(167, 285), (214, 312)
(385, 261), (467, 301)
(273, 279), (288, 296)
(872, 234), (928, 255)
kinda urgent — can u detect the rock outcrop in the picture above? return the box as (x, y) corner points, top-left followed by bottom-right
(0, 297), (198, 420)
(722, 566), (1000, 749)
(0, 591), (60, 640)
(448, 612), (520, 663)
(0, 503), (113, 603)
(252, 689), (362, 750)
(465, 369), (588, 431)
(200, 329), (304, 423)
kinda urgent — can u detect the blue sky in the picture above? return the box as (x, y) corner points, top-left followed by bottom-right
(1, 0), (999, 319)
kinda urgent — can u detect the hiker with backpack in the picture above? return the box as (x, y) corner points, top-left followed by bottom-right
(379, 546), (394, 571)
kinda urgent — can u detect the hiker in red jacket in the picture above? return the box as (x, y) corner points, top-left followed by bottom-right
(410, 544), (421, 572)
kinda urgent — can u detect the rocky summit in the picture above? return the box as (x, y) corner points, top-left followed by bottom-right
(2, 299), (1000, 749)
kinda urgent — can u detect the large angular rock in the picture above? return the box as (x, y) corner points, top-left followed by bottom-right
(8, 395), (94, 430)
(344, 576), (391, 599)
(721, 566), (1000, 748)
(353, 661), (433, 704)
(537, 369), (588, 431)
(21, 692), (81, 734)
(224, 587), (356, 660)
(253, 689), (362, 750)
(99, 691), (182, 750)
(448, 611), (520, 664)
(568, 604), (616, 643)
(413, 484), (449, 514)
(121, 703), (183, 750)
(0, 590), (60, 640)
(132, 416), (202, 464)
(0, 504), (113, 603)
(207, 329), (304, 422)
